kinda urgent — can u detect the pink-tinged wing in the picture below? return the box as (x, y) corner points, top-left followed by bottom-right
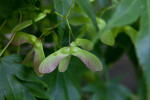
(70, 38), (94, 51)
(58, 55), (71, 72)
(71, 47), (103, 71)
(39, 47), (70, 73)
(12, 32), (37, 46)
(34, 40), (45, 77)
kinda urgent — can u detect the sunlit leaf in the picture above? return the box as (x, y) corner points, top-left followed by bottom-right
(58, 55), (71, 72)
(71, 47), (103, 71)
(39, 47), (70, 73)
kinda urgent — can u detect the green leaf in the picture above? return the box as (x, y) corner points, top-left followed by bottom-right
(11, 9), (51, 32)
(58, 55), (71, 72)
(83, 81), (132, 100)
(35, 9), (51, 22)
(47, 71), (81, 100)
(108, 0), (141, 28)
(71, 47), (103, 71)
(93, 0), (142, 44)
(70, 38), (94, 51)
(135, 0), (150, 99)
(0, 73), (5, 100)
(54, 0), (73, 46)
(0, 0), (26, 18)
(104, 33), (131, 64)
(1, 54), (47, 86)
(12, 20), (32, 32)
(100, 26), (137, 46)
(70, 16), (91, 26)
(0, 54), (48, 100)
(23, 82), (50, 99)
(123, 26), (137, 44)
(0, 65), (24, 100)
(76, 0), (98, 30)
(86, 18), (106, 39)
(100, 30), (114, 46)
(23, 86), (36, 100)
(39, 47), (70, 73)
(0, 85), (4, 100)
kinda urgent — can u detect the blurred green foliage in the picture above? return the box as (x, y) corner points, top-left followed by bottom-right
(0, 0), (150, 100)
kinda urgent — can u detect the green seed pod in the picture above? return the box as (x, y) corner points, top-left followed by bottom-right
(58, 55), (71, 72)
(12, 32), (45, 77)
(39, 46), (103, 74)
(39, 47), (70, 73)
(70, 38), (94, 51)
(34, 40), (45, 77)
(12, 32), (37, 46)
(71, 47), (103, 71)
(100, 30), (115, 46)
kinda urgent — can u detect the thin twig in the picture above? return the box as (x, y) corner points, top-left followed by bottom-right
(0, 33), (16, 57)
(55, 12), (75, 40)
(39, 0), (76, 38)
(0, 20), (7, 31)
(66, 19), (75, 40)
(54, 12), (64, 17)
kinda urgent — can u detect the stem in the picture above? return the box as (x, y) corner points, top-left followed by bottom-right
(25, 3), (77, 61)
(17, 46), (20, 55)
(39, 29), (51, 39)
(66, 19), (75, 44)
(55, 12), (75, 41)
(23, 48), (34, 64)
(19, 12), (22, 23)
(0, 12), (23, 57)
(0, 33), (16, 57)
(0, 20), (6, 31)
(66, 19), (71, 46)
(54, 12), (64, 17)
(99, 3), (118, 17)
(39, 0), (76, 38)
(17, 11), (22, 55)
